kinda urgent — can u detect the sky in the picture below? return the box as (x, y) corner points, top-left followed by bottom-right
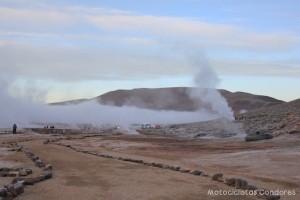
(0, 0), (299, 103)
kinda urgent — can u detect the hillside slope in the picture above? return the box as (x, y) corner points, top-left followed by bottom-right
(236, 98), (300, 136)
(50, 87), (284, 114)
(95, 87), (284, 114)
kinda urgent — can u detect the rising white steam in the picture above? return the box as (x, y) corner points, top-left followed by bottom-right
(0, 57), (234, 128)
(0, 77), (221, 128)
(188, 59), (234, 120)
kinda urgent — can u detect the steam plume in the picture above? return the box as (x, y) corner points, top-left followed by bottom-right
(188, 59), (234, 120)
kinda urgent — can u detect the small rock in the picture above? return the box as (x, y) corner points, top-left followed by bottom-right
(37, 175), (46, 182)
(43, 164), (52, 171)
(162, 164), (170, 169)
(246, 185), (257, 190)
(240, 179), (248, 190)
(0, 187), (7, 197)
(212, 173), (223, 181)
(151, 163), (163, 168)
(235, 178), (242, 189)
(225, 178), (236, 186)
(35, 160), (45, 167)
(19, 169), (27, 176)
(43, 140), (49, 144)
(180, 169), (191, 173)
(266, 195), (280, 200)
(26, 169), (33, 175)
(13, 183), (24, 195)
(4, 184), (14, 193)
(32, 156), (39, 161)
(11, 178), (20, 184)
(21, 178), (35, 185)
(170, 166), (180, 171)
(0, 172), (7, 177)
(43, 171), (53, 179)
(5, 191), (13, 200)
(190, 170), (202, 176)
(7, 173), (17, 177)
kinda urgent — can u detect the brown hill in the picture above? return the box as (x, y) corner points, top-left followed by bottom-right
(50, 87), (284, 114)
(95, 87), (284, 114)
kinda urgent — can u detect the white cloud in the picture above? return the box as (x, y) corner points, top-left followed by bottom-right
(0, 3), (299, 89)
(0, 7), (71, 25)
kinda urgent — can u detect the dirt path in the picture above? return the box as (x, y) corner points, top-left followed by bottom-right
(16, 139), (257, 200)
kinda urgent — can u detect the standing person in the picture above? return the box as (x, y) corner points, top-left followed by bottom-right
(13, 124), (17, 134)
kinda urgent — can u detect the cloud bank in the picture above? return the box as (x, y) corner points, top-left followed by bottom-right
(0, 0), (299, 102)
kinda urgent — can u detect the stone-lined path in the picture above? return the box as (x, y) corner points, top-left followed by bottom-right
(17, 139), (257, 200)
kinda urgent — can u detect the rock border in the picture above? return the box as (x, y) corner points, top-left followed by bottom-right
(48, 137), (281, 200)
(0, 142), (53, 200)
(212, 174), (280, 200)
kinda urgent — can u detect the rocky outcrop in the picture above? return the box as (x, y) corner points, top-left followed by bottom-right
(237, 99), (300, 138)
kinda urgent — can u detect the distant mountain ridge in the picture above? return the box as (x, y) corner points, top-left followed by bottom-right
(50, 87), (284, 114)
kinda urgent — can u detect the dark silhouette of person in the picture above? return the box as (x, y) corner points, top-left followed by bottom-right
(13, 124), (17, 134)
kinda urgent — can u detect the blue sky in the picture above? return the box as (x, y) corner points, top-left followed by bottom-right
(0, 0), (299, 102)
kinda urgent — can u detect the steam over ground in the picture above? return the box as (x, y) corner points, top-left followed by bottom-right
(0, 64), (234, 128)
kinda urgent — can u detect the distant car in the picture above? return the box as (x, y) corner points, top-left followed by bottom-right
(141, 124), (152, 129)
(155, 125), (161, 129)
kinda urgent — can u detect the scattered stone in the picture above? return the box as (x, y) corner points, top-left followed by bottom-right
(43, 171), (53, 179)
(180, 169), (191, 173)
(162, 164), (170, 169)
(43, 140), (49, 144)
(32, 156), (39, 161)
(225, 178), (236, 186)
(19, 169), (27, 176)
(7, 173), (17, 177)
(190, 170), (202, 176)
(212, 173), (223, 181)
(0, 187), (7, 197)
(246, 185), (258, 190)
(13, 183), (24, 195)
(21, 178), (36, 185)
(235, 178), (242, 189)
(266, 195), (281, 200)
(4, 184), (14, 194)
(43, 164), (53, 171)
(0, 168), (10, 172)
(26, 169), (33, 175)
(35, 160), (45, 167)
(0, 172), (7, 177)
(170, 166), (180, 171)
(240, 179), (248, 190)
(151, 162), (163, 168)
(5, 191), (13, 200)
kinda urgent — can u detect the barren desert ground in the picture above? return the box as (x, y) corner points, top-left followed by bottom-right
(0, 129), (299, 200)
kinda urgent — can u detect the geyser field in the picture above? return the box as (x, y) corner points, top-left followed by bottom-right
(0, 122), (299, 200)
(0, 84), (299, 200)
